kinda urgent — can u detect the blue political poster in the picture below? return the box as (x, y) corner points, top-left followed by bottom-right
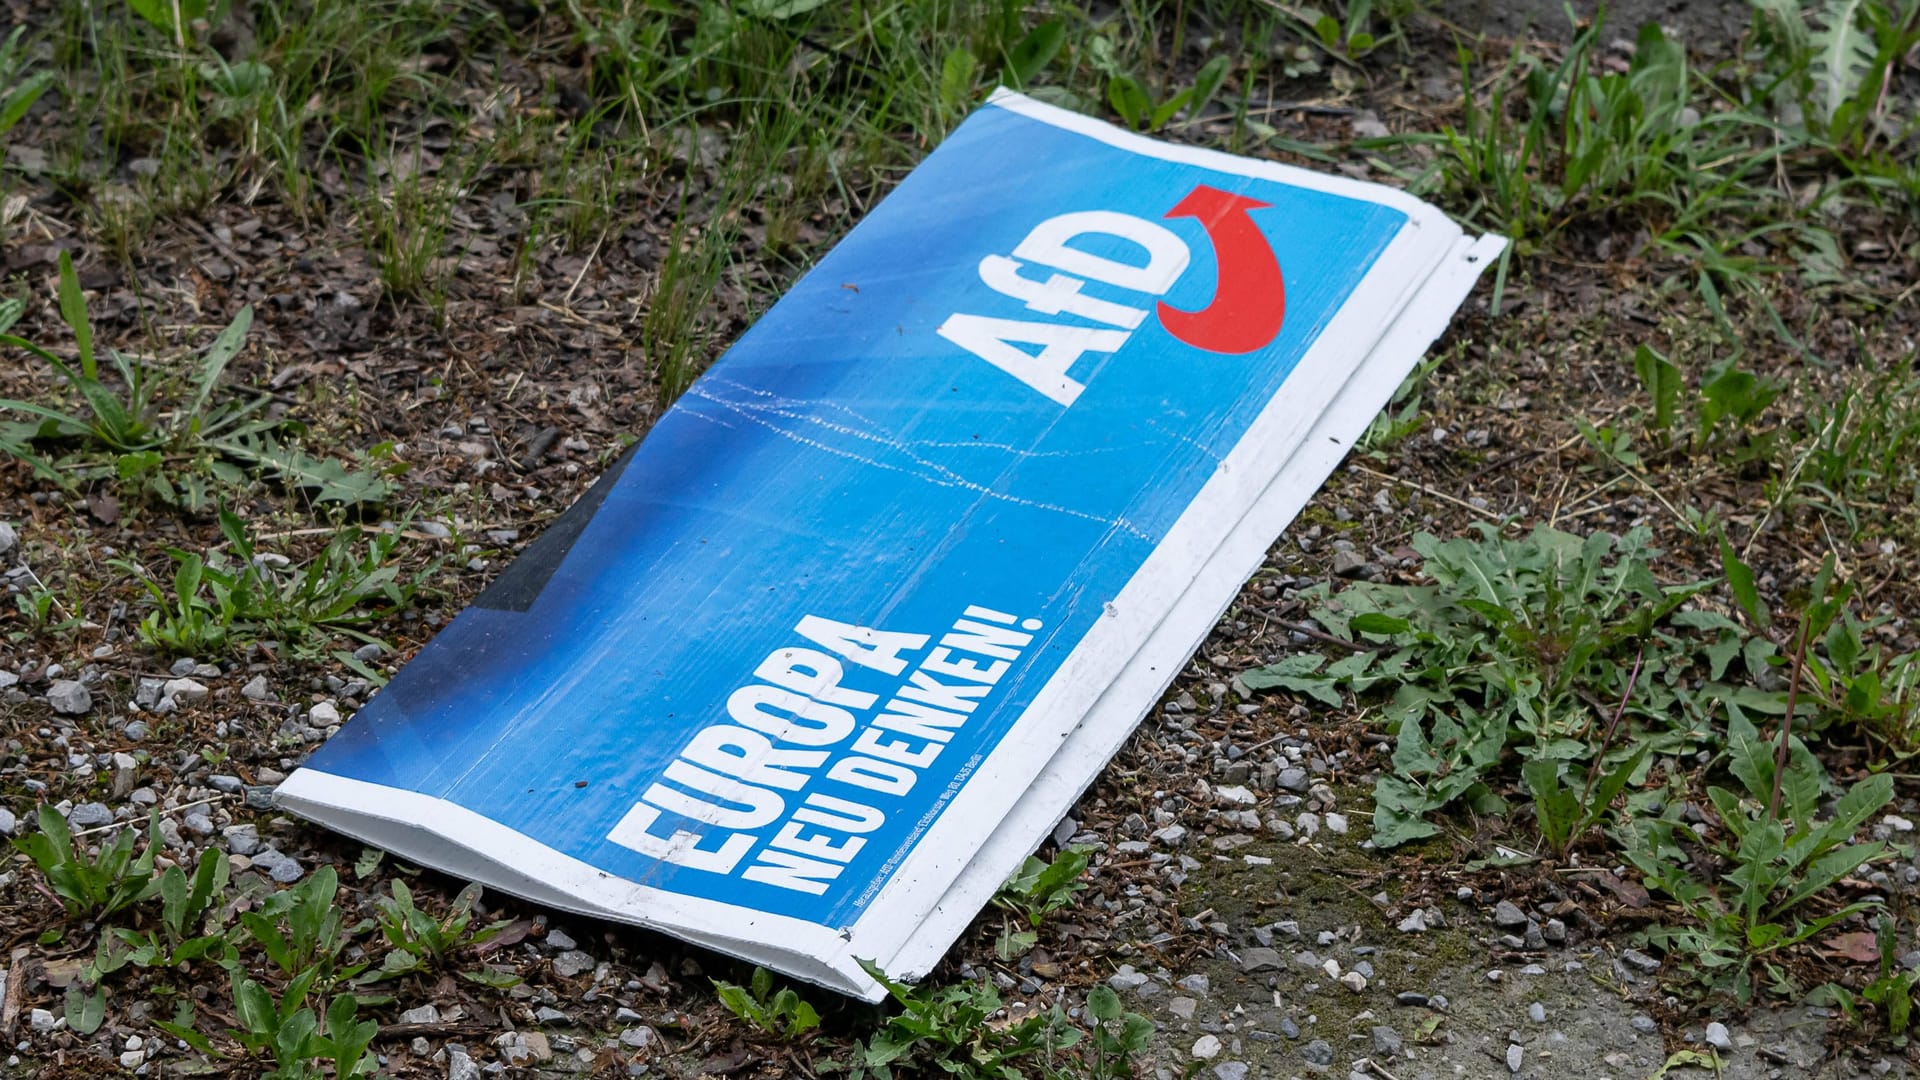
(278, 90), (1500, 999)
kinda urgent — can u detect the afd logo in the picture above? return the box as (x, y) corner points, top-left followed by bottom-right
(937, 184), (1283, 406)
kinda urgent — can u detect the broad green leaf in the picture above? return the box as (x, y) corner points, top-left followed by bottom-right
(1187, 55), (1232, 119)
(181, 306), (253, 428)
(939, 47), (979, 112)
(1718, 536), (1767, 627)
(1635, 343), (1681, 432)
(1350, 612), (1411, 637)
(1780, 841), (1887, 914)
(55, 251), (95, 380)
(0, 72), (50, 137)
(1106, 75), (1150, 129)
(1004, 20), (1067, 87)
(66, 985), (105, 1035)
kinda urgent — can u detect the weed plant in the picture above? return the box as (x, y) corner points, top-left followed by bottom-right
(713, 967), (822, 1039)
(121, 508), (426, 659)
(0, 254), (391, 510)
(1623, 708), (1894, 1002)
(1244, 524), (1718, 847)
(11, 806), (161, 920)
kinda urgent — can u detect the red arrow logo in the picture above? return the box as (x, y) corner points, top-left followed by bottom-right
(1156, 185), (1285, 354)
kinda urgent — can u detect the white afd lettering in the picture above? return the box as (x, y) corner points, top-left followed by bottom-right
(944, 209), (1191, 405)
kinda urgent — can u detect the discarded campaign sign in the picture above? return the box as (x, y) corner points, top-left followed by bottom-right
(277, 89), (1503, 1001)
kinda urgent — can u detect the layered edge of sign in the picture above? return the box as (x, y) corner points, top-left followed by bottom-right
(812, 94), (1469, 992)
(275, 233), (1502, 1001)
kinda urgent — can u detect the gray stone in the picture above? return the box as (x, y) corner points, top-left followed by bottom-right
(1621, 948), (1661, 973)
(1191, 1034), (1222, 1060)
(1528, 1002), (1546, 1023)
(400, 1005), (441, 1024)
(1169, 996), (1197, 1020)
(251, 848), (305, 883)
(0, 521), (16, 558)
(1213, 1064), (1249, 1080)
(1325, 812), (1349, 834)
(1177, 973), (1210, 994)
(1351, 111), (1390, 140)
(1278, 1017), (1300, 1039)
(309, 700), (341, 724)
(209, 774), (243, 793)
(1396, 909), (1428, 933)
(223, 825), (260, 856)
(553, 950), (596, 978)
(1237, 947), (1285, 973)
(245, 785), (277, 810)
(1300, 1039), (1334, 1067)
(1395, 992), (1429, 1007)
(1277, 768), (1310, 792)
(534, 1006), (570, 1024)
(1506, 1044), (1524, 1073)
(617, 1027), (657, 1049)
(0, 807), (15, 835)
(46, 680), (91, 715)
(547, 928), (578, 950)
(67, 802), (112, 828)
(1371, 1025), (1402, 1058)
(163, 677), (209, 705)
(183, 812), (215, 836)
(170, 657), (199, 677)
(1492, 900), (1528, 928)
(241, 675), (272, 700)
(1543, 918), (1567, 944)
(1705, 1022), (1732, 1051)
(29, 1008), (56, 1033)
(123, 720), (149, 740)
(447, 1046), (481, 1080)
